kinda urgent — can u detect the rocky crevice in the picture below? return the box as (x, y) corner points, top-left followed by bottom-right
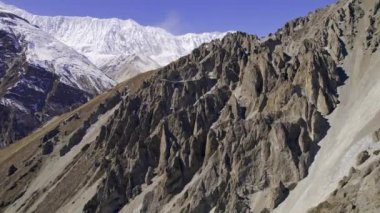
(1, 0), (378, 212)
(82, 2), (357, 210)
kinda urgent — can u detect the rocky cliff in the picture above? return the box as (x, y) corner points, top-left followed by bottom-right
(1, 0), (380, 212)
(83, 0), (356, 211)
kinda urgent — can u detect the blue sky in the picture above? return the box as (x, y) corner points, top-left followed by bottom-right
(3, 0), (337, 36)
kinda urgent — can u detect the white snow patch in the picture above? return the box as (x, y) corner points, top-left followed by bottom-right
(0, 1), (228, 82)
(0, 7), (115, 94)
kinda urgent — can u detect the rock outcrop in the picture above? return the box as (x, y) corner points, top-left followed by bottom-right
(2, 0), (380, 212)
(356, 151), (370, 166)
(83, 0), (361, 211)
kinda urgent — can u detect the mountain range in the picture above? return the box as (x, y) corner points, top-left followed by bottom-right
(0, 1), (225, 147)
(1, 0), (380, 213)
(0, 6), (115, 147)
(1, 1), (226, 82)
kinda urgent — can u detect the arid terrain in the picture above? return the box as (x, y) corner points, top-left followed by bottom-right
(1, 0), (380, 212)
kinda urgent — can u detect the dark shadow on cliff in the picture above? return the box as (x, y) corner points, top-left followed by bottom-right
(305, 66), (349, 177)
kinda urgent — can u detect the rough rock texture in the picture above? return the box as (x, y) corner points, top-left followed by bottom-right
(82, 0), (357, 210)
(2, 0), (380, 212)
(356, 151), (370, 166)
(0, 86), (124, 213)
(372, 128), (380, 142)
(7, 165), (17, 176)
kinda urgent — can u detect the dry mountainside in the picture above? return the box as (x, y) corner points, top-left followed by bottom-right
(1, 0), (380, 212)
(0, 1), (225, 149)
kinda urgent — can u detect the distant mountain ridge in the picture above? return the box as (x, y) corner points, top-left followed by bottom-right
(0, 1), (227, 146)
(0, 6), (115, 147)
(0, 1), (228, 82)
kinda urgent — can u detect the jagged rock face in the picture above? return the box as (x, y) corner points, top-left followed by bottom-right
(3, 0), (379, 212)
(83, 0), (358, 210)
(0, 11), (114, 147)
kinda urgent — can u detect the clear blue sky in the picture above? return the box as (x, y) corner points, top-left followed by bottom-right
(3, 0), (337, 36)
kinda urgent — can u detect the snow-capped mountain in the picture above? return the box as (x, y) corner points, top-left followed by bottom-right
(0, 1), (227, 82)
(0, 5), (115, 93)
(0, 7), (115, 146)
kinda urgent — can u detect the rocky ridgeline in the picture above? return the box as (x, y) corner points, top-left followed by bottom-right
(2, 0), (379, 212)
(82, 1), (374, 212)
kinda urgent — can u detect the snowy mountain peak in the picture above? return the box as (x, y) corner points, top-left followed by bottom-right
(0, 1), (228, 82)
(0, 6), (115, 93)
(0, 6), (116, 145)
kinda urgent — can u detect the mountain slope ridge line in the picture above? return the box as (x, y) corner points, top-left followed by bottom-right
(1, 0), (380, 212)
(0, 1), (228, 82)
